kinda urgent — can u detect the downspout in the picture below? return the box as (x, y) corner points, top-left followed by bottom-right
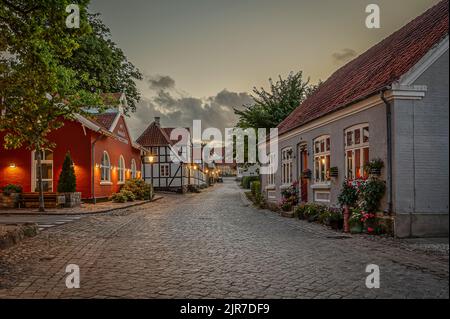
(380, 90), (393, 214)
(91, 132), (103, 204)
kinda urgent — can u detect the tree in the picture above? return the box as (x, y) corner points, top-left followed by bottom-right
(64, 13), (142, 113)
(234, 71), (320, 129)
(0, 1), (102, 211)
(58, 152), (77, 193)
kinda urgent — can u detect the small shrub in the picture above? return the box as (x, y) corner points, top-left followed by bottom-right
(358, 178), (386, 212)
(120, 190), (136, 202)
(241, 176), (259, 189)
(337, 179), (358, 207)
(294, 204), (307, 220)
(57, 152), (76, 193)
(111, 192), (127, 203)
(1, 184), (23, 195)
(121, 178), (153, 200)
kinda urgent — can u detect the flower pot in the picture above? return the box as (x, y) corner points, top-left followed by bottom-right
(369, 168), (381, 176)
(63, 192), (81, 208)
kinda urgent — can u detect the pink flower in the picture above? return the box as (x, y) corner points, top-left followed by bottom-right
(367, 227), (374, 233)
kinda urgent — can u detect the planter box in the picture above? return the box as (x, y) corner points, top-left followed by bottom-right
(0, 193), (21, 209)
(63, 192), (81, 208)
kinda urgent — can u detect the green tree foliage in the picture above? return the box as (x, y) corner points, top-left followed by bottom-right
(64, 13), (143, 113)
(234, 71), (320, 129)
(57, 152), (76, 193)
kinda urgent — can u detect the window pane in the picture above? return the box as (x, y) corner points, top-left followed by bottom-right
(355, 129), (361, 145)
(320, 140), (325, 153)
(315, 158), (320, 182)
(44, 151), (53, 160)
(347, 150), (353, 178)
(363, 127), (369, 143)
(326, 155), (330, 181)
(326, 137), (330, 151)
(355, 149), (361, 178)
(346, 131), (353, 147)
(363, 147), (370, 178)
(315, 141), (320, 154)
(320, 156), (325, 181)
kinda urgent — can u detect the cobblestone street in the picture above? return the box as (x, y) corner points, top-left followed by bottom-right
(0, 179), (448, 299)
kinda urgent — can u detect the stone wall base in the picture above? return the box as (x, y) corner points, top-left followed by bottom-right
(395, 213), (449, 238)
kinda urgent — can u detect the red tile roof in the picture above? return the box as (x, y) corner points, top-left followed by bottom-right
(90, 112), (118, 130)
(137, 124), (192, 147)
(278, 0), (449, 135)
(136, 122), (172, 147)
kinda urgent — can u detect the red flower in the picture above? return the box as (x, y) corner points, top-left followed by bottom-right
(367, 227), (374, 233)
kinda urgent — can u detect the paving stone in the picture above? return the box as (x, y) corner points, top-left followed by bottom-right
(0, 179), (448, 298)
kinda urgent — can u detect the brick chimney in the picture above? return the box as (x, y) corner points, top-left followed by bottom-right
(154, 116), (160, 126)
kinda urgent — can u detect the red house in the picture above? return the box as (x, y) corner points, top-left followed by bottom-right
(0, 93), (146, 201)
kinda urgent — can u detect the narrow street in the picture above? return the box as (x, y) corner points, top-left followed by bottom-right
(0, 179), (448, 299)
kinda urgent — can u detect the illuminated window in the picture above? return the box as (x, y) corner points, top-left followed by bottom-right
(131, 159), (137, 179)
(101, 151), (111, 182)
(345, 124), (370, 179)
(313, 136), (331, 184)
(281, 148), (293, 185)
(118, 155), (125, 183)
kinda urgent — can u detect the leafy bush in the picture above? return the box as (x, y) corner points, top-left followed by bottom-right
(250, 181), (261, 196)
(120, 190), (136, 202)
(337, 179), (358, 207)
(57, 152), (76, 193)
(294, 204), (307, 219)
(121, 178), (153, 200)
(1, 184), (23, 195)
(111, 192), (128, 203)
(358, 178), (386, 212)
(241, 176), (259, 189)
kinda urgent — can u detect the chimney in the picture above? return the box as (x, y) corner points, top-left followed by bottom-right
(154, 117), (160, 126)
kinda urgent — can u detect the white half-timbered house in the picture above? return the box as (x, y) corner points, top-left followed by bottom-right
(137, 117), (207, 192)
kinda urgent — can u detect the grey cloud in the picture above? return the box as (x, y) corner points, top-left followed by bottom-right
(146, 74), (176, 90)
(332, 48), (357, 63)
(128, 89), (250, 141)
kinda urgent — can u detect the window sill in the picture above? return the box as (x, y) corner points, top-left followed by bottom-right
(280, 184), (292, 189)
(265, 185), (276, 190)
(311, 183), (331, 190)
(118, 182), (125, 185)
(100, 181), (112, 186)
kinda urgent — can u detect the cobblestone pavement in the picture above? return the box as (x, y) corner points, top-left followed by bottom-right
(0, 179), (448, 299)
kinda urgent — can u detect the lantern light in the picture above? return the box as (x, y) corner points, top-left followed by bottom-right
(9, 162), (16, 168)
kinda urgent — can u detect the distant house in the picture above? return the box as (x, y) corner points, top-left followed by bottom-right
(137, 117), (208, 192)
(0, 93), (147, 201)
(261, 1), (449, 237)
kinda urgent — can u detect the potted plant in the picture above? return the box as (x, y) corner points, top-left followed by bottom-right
(280, 200), (293, 212)
(349, 209), (364, 233)
(364, 158), (384, 176)
(0, 184), (23, 208)
(301, 169), (312, 179)
(57, 152), (81, 208)
(329, 167), (339, 178)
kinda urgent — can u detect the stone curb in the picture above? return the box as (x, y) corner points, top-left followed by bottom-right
(0, 196), (164, 216)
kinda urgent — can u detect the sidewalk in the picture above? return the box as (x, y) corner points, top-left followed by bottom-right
(0, 195), (163, 216)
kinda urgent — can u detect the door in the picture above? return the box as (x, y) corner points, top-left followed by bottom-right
(300, 146), (308, 203)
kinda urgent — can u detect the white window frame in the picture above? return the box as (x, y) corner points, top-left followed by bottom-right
(118, 155), (125, 184)
(313, 135), (331, 185)
(100, 151), (111, 184)
(281, 147), (293, 186)
(31, 150), (54, 192)
(345, 124), (370, 180)
(267, 152), (276, 187)
(131, 159), (137, 179)
(160, 164), (170, 177)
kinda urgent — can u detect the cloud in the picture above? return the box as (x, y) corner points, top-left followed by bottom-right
(146, 74), (176, 90)
(332, 48), (357, 63)
(127, 86), (254, 141)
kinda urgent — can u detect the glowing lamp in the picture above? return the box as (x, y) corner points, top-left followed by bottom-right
(9, 162), (16, 168)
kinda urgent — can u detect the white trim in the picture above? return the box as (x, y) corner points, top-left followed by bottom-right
(100, 151), (111, 183)
(314, 190), (331, 203)
(100, 181), (112, 186)
(311, 183), (331, 190)
(400, 36), (449, 85)
(109, 112), (121, 132)
(118, 155), (125, 183)
(386, 84), (428, 100)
